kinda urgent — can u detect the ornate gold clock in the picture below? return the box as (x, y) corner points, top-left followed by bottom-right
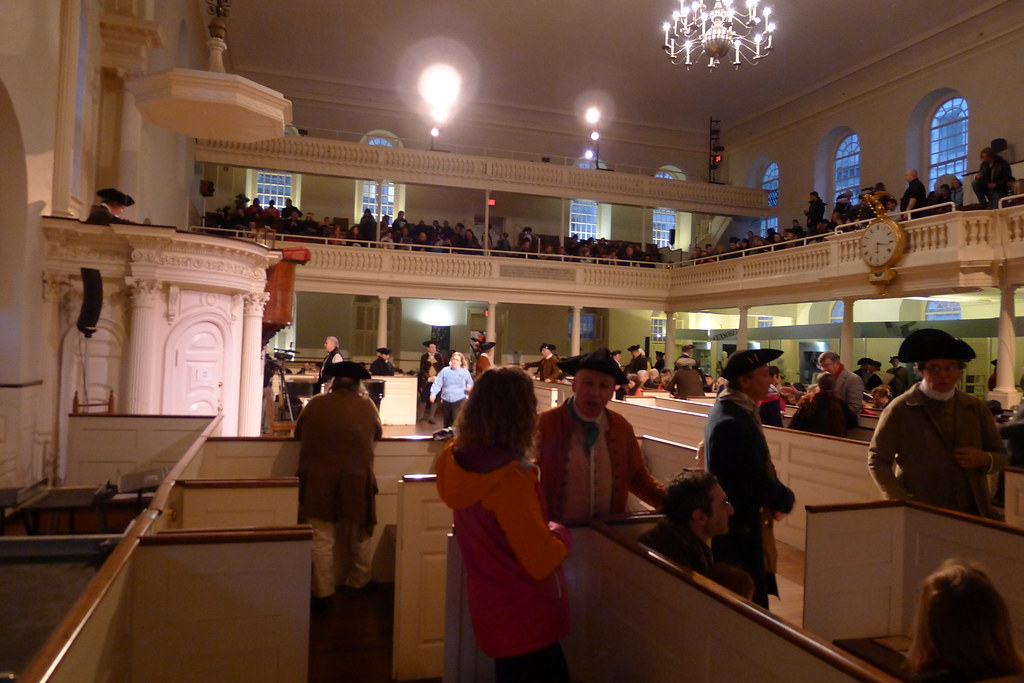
(859, 192), (907, 286)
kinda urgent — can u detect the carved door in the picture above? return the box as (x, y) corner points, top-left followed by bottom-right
(164, 321), (225, 415)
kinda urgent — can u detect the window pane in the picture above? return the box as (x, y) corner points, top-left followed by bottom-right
(651, 317), (666, 341)
(834, 134), (861, 200)
(928, 97), (969, 191)
(362, 136), (396, 221)
(570, 199), (598, 240)
(761, 162), (780, 236)
(256, 170), (292, 209)
(926, 301), (962, 321)
(830, 300), (845, 324)
(651, 208), (675, 248)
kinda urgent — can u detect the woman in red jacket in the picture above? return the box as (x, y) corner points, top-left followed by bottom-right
(436, 367), (571, 682)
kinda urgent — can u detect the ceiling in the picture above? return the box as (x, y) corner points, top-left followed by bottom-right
(221, 0), (1016, 143)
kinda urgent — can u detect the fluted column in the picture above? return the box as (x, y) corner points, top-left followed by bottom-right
(52, 0), (82, 217)
(486, 301), (497, 358)
(991, 270), (1021, 409)
(664, 310), (676, 360)
(124, 279), (163, 414)
(238, 292), (270, 436)
(376, 296), (389, 350)
(571, 305), (582, 356)
(736, 305), (749, 350)
(840, 297), (856, 364)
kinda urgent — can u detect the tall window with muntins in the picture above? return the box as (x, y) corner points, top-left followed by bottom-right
(651, 317), (666, 341)
(256, 170), (292, 208)
(363, 136), (396, 221)
(830, 300), (845, 324)
(834, 134), (861, 201)
(652, 171), (680, 248)
(570, 199), (598, 240)
(928, 97), (969, 191)
(926, 300), (962, 321)
(757, 315), (773, 328)
(761, 162), (780, 236)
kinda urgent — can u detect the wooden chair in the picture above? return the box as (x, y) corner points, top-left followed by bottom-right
(72, 390), (115, 414)
(264, 387), (296, 437)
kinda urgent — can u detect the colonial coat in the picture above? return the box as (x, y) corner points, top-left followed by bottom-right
(524, 355), (562, 382)
(704, 390), (795, 609)
(295, 388), (382, 529)
(868, 383), (1007, 520)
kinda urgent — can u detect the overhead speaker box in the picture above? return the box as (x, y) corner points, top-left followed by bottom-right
(76, 268), (103, 338)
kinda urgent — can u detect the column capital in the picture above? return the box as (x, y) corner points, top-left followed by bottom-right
(41, 271), (72, 305)
(243, 291), (271, 316)
(378, 294), (389, 303)
(127, 278), (162, 306)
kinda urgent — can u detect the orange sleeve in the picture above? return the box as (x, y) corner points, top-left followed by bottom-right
(484, 467), (568, 581)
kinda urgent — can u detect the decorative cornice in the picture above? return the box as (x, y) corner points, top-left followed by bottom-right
(100, 12), (164, 78)
(195, 137), (767, 215)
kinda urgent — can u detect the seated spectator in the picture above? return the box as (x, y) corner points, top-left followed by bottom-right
(496, 232), (513, 251)
(863, 385), (892, 416)
(1005, 179), (1024, 208)
(832, 190), (854, 223)
(666, 359), (704, 399)
(949, 178), (964, 207)
(462, 227), (481, 250)
(972, 147), (1014, 209)
(281, 198), (301, 220)
(639, 471), (734, 578)
(906, 558), (1023, 683)
(788, 372), (858, 438)
(261, 199), (280, 219)
(626, 373), (642, 396)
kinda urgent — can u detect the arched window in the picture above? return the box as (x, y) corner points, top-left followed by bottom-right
(926, 300), (962, 321)
(834, 134), (861, 201)
(830, 300), (845, 324)
(570, 199), (598, 240)
(761, 162), (780, 236)
(651, 170), (680, 248)
(362, 134), (397, 221)
(929, 97), (969, 191)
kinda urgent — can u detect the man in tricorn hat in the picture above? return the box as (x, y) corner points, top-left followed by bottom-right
(85, 188), (135, 225)
(370, 347), (395, 376)
(419, 341), (444, 423)
(535, 348), (665, 525)
(522, 343), (562, 382)
(868, 329), (1006, 520)
(704, 348), (795, 609)
(474, 341), (496, 379)
(625, 344), (650, 375)
(295, 361), (382, 609)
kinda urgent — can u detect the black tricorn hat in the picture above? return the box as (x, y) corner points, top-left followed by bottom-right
(96, 188), (134, 207)
(324, 360), (371, 380)
(422, 341), (436, 348)
(721, 348), (784, 381)
(557, 348), (628, 384)
(897, 328), (975, 363)
(627, 344), (641, 352)
(479, 341), (496, 351)
(655, 351), (665, 357)
(991, 359), (998, 366)
(610, 349), (622, 356)
(376, 347), (391, 355)
(890, 356), (901, 363)
(540, 343), (556, 351)
(857, 357), (882, 368)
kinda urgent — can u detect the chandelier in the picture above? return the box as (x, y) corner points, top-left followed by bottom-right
(661, 0), (776, 70)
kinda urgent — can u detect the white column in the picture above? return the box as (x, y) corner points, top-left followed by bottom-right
(840, 297), (856, 364)
(991, 271), (1021, 409)
(486, 301), (497, 358)
(377, 295), (389, 350)
(571, 306), (582, 356)
(483, 191), (491, 253)
(52, 0), (82, 217)
(238, 292), (270, 436)
(665, 310), (676, 360)
(118, 83), (143, 198)
(124, 280), (163, 414)
(737, 305), (749, 350)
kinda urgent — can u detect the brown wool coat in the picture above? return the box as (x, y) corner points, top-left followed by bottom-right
(295, 388), (383, 528)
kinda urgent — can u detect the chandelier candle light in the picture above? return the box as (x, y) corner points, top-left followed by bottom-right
(662, 0), (776, 70)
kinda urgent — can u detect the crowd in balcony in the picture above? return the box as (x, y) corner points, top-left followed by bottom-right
(205, 200), (666, 265)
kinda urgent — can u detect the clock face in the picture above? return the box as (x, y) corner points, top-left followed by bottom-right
(861, 219), (903, 268)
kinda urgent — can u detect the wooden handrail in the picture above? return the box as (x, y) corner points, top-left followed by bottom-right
(174, 477), (298, 489)
(639, 434), (699, 451)
(591, 517), (901, 682)
(806, 498), (1024, 537)
(67, 413), (216, 420)
(138, 525), (312, 546)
